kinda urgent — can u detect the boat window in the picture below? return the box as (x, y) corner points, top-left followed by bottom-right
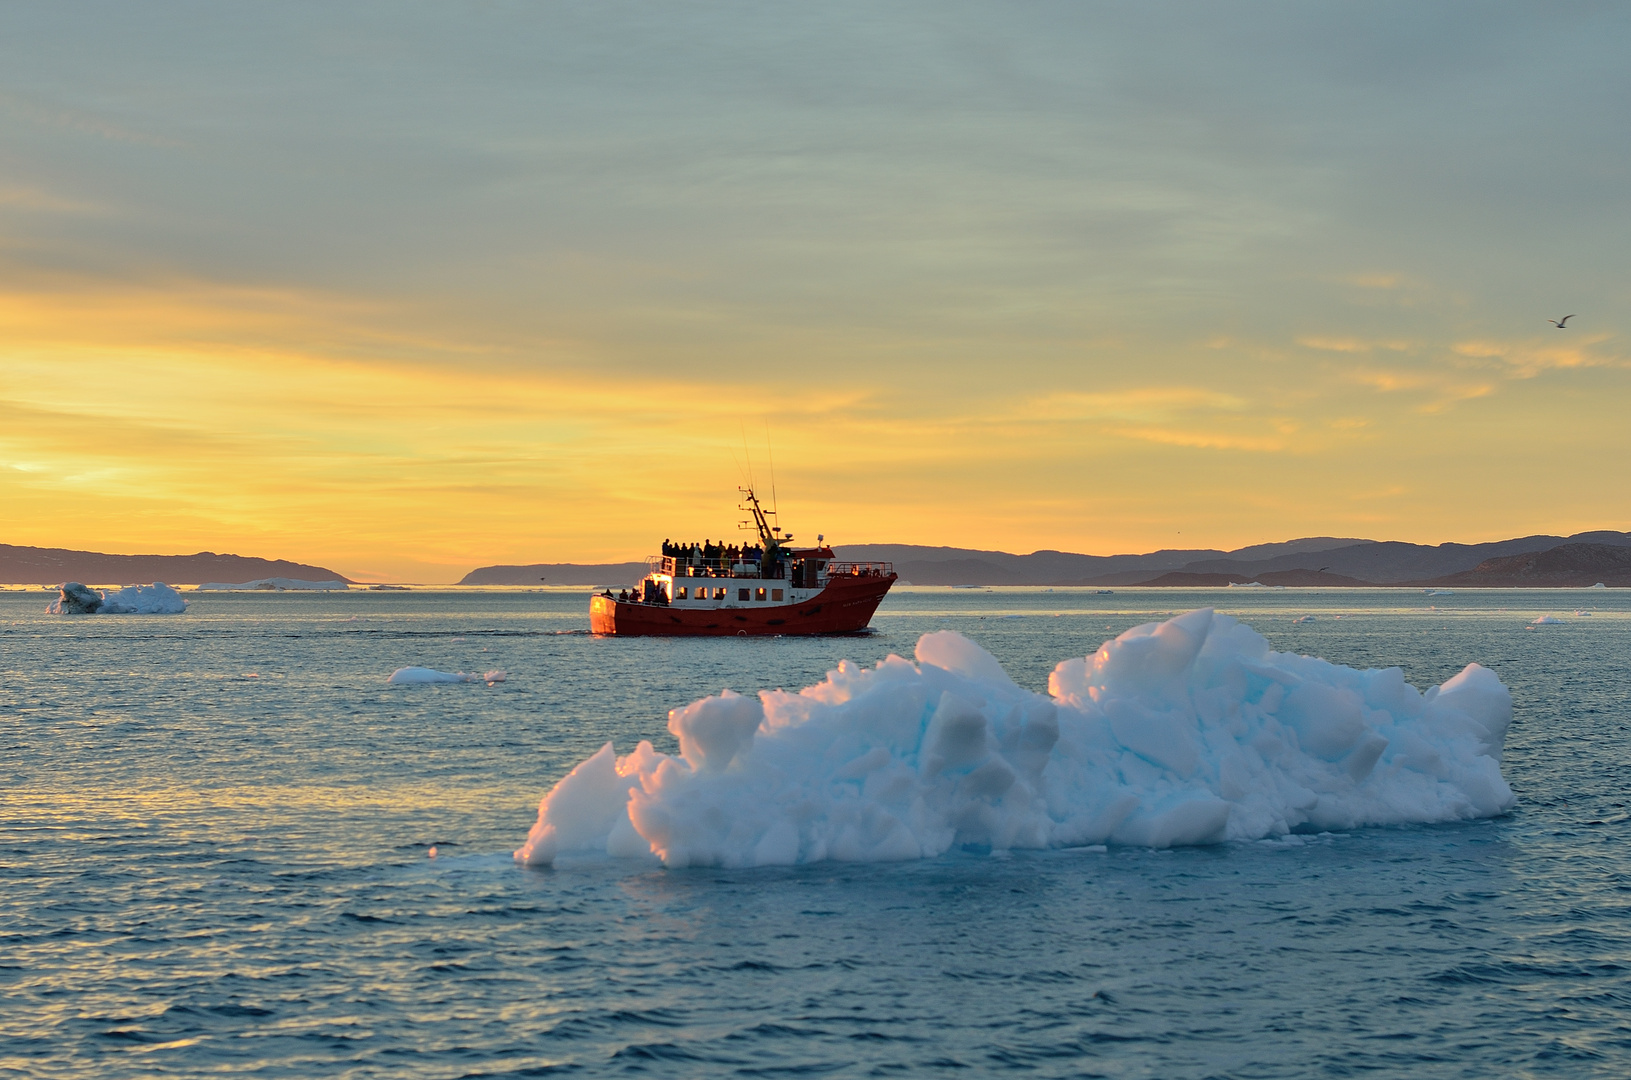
(676, 586), (687, 600)
(738, 588), (750, 601)
(771, 589), (783, 601)
(756, 588), (766, 601)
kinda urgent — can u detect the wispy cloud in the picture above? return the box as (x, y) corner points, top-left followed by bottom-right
(1106, 426), (1286, 452)
(0, 186), (108, 215)
(1024, 387), (1248, 422)
(0, 91), (181, 148)
(1343, 366), (1493, 412)
(1298, 336), (1414, 354)
(1452, 335), (1627, 379)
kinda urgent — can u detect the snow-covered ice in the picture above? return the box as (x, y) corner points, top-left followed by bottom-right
(387, 667), (508, 685)
(1531, 615), (1563, 626)
(48, 582), (187, 614)
(517, 608), (1514, 869)
(389, 667), (480, 684)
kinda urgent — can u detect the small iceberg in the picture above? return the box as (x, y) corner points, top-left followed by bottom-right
(1591, 582), (1608, 589)
(48, 582), (187, 615)
(1227, 581), (1267, 588)
(388, 667), (507, 685)
(197, 578), (350, 591)
(1531, 615), (1563, 626)
(1575, 610), (1593, 617)
(1292, 614), (1316, 624)
(1424, 588), (1454, 597)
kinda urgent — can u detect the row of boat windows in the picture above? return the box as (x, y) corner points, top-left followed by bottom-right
(676, 586), (785, 602)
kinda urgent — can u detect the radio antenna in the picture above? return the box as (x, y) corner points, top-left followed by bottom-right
(764, 419), (780, 535)
(739, 421), (756, 492)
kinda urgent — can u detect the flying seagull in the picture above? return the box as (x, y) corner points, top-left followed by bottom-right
(1548, 315), (1576, 328)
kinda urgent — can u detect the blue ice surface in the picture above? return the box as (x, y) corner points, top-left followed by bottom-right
(2, 586), (1629, 1078)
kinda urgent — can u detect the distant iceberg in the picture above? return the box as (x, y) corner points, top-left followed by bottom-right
(388, 667), (507, 685)
(517, 608), (1514, 869)
(48, 581), (187, 614)
(1530, 615), (1563, 625)
(196, 578), (350, 591)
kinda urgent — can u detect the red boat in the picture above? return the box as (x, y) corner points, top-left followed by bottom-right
(589, 489), (895, 636)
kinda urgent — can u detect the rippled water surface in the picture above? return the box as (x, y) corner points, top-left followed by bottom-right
(4, 586), (1631, 1078)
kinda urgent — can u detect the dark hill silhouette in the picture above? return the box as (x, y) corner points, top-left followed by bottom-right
(0, 544), (350, 586)
(1419, 543), (1631, 588)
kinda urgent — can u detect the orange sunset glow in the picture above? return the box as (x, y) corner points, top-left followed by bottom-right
(3, 6), (1627, 581)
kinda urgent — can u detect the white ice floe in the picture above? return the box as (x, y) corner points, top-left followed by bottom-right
(48, 582), (187, 614)
(387, 666), (507, 685)
(1531, 615), (1563, 626)
(516, 608), (1514, 869)
(196, 578), (350, 591)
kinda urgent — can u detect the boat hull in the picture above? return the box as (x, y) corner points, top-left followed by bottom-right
(589, 574), (895, 636)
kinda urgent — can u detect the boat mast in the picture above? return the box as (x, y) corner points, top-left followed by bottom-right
(739, 486), (790, 550)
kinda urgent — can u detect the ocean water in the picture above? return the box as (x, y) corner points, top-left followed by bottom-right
(3, 586), (1630, 1078)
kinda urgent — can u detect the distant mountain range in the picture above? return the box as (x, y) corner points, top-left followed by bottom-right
(0, 544), (351, 586)
(457, 531), (1631, 587)
(833, 532), (1631, 587)
(10, 531), (1628, 589)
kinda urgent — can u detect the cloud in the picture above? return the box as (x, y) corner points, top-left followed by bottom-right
(1106, 426), (1286, 452)
(1298, 336), (1414, 354)
(1343, 366), (1493, 412)
(0, 91), (180, 148)
(0, 186), (107, 215)
(1025, 387), (1248, 423)
(1452, 335), (1627, 379)
(1346, 273), (1403, 290)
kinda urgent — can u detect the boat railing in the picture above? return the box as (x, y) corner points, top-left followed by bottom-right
(826, 561), (894, 578)
(654, 555), (781, 579)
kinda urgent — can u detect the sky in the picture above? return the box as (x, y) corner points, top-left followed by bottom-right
(2, 2), (1628, 582)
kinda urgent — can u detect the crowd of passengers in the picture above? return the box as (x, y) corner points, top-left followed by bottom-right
(603, 580), (670, 606)
(659, 538), (766, 568)
(601, 538), (779, 605)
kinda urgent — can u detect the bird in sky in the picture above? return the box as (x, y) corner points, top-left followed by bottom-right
(1548, 315), (1576, 328)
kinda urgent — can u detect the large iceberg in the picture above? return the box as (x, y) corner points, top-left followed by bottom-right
(517, 609), (1514, 869)
(48, 582), (187, 614)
